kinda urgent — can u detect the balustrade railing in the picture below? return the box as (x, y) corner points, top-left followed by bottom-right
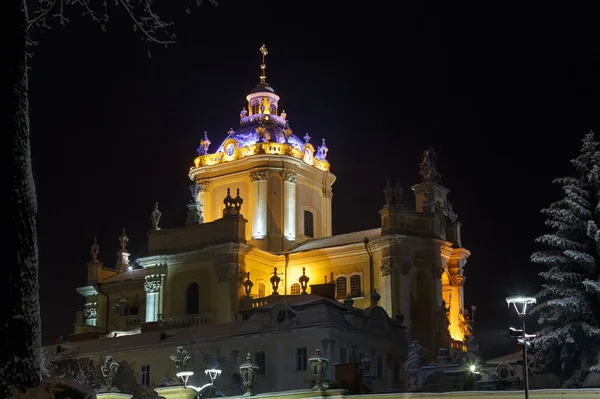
(111, 314), (142, 332)
(165, 313), (213, 328)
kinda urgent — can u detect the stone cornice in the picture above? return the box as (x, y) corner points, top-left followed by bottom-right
(141, 240), (248, 264)
(190, 154), (334, 181)
(76, 285), (97, 297)
(449, 247), (471, 261)
(288, 243), (368, 263)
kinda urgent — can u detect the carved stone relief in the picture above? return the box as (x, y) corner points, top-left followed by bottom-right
(380, 263), (392, 277)
(249, 170), (269, 181)
(281, 171), (297, 183)
(198, 180), (210, 192)
(144, 274), (164, 293)
(450, 274), (465, 287)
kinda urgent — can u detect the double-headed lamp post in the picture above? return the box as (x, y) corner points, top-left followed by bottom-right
(506, 296), (536, 399)
(176, 368), (222, 398)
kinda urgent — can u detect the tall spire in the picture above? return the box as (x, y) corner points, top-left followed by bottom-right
(259, 44), (268, 84)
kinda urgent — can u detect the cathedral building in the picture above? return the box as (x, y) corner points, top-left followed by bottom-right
(66, 46), (473, 387)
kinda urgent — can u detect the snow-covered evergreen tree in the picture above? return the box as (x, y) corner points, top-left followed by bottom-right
(530, 132), (600, 387)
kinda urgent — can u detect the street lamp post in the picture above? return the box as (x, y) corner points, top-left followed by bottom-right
(176, 368), (222, 399)
(506, 296), (536, 399)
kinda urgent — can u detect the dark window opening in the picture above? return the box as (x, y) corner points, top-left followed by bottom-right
(256, 351), (266, 375)
(304, 210), (314, 238)
(186, 282), (199, 315)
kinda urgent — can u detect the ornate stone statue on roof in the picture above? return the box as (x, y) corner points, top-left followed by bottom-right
(151, 202), (162, 231)
(419, 147), (441, 183)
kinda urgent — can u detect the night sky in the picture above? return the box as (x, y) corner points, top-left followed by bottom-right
(29, 2), (599, 359)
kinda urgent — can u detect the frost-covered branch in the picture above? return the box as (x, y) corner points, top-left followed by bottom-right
(27, 0), (217, 48)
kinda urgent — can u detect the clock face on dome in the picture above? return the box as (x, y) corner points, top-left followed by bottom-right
(225, 143), (235, 156)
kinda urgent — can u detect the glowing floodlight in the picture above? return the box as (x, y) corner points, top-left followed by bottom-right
(205, 368), (222, 384)
(506, 296), (536, 317)
(176, 370), (194, 386)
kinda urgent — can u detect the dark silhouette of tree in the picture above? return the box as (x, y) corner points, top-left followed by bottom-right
(2, 1), (214, 397)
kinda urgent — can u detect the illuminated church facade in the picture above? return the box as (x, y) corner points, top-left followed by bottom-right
(71, 46), (473, 374)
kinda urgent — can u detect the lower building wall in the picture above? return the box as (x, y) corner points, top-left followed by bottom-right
(69, 326), (406, 395)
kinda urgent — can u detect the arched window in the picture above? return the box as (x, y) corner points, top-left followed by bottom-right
(291, 283), (301, 295)
(186, 283), (199, 315)
(304, 210), (314, 238)
(336, 276), (347, 299)
(258, 282), (266, 298)
(350, 274), (362, 298)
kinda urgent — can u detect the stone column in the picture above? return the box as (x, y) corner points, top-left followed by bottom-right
(144, 274), (163, 322)
(250, 170), (268, 240)
(449, 274), (465, 341)
(281, 171), (297, 243)
(379, 263), (393, 317)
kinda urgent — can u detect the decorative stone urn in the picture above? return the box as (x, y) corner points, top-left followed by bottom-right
(239, 352), (260, 395)
(308, 349), (329, 391)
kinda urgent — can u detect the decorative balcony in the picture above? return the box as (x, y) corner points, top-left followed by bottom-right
(164, 313), (213, 329)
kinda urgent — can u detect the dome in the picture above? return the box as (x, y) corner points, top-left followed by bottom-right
(216, 121), (305, 153)
(251, 82), (275, 94)
(191, 45), (330, 173)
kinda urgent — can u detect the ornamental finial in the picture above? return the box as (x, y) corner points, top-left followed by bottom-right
(259, 44), (268, 84)
(198, 131), (211, 155)
(91, 237), (99, 261)
(118, 228), (129, 252)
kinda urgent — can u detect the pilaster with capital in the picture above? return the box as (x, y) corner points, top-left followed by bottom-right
(145, 274), (165, 322)
(250, 170), (268, 241)
(196, 180), (210, 222)
(281, 171), (297, 243)
(84, 302), (98, 326)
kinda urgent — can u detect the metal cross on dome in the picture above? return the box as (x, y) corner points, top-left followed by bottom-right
(259, 44), (268, 83)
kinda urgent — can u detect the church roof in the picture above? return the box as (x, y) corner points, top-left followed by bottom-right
(250, 82), (275, 94)
(290, 228), (382, 253)
(100, 267), (147, 284)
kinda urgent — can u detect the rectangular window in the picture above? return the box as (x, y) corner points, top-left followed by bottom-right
(295, 347), (307, 371)
(340, 347), (348, 363)
(291, 283), (301, 295)
(258, 282), (265, 298)
(256, 351), (266, 375)
(393, 359), (400, 382)
(376, 356), (384, 379)
(141, 364), (150, 387)
(304, 210), (314, 238)
(335, 277), (347, 299)
(350, 275), (362, 297)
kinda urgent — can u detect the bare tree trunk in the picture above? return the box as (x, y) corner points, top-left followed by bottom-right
(1, 0), (42, 396)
